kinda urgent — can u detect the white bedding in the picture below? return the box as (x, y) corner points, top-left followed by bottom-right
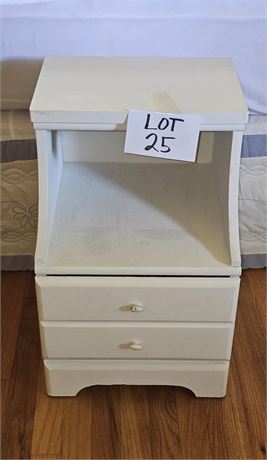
(239, 156), (267, 257)
(1, 0), (266, 114)
(239, 116), (267, 263)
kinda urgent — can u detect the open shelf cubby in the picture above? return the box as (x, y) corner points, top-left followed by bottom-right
(36, 129), (239, 276)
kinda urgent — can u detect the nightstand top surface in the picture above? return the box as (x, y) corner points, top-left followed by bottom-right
(30, 56), (248, 126)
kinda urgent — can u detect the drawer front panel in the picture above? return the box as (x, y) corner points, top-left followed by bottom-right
(36, 276), (239, 322)
(40, 321), (234, 360)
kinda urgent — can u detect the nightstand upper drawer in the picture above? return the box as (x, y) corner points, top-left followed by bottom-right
(36, 276), (239, 322)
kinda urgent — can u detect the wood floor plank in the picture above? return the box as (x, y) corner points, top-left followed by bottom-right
(90, 386), (121, 459)
(246, 267), (266, 297)
(30, 455), (61, 459)
(61, 388), (92, 459)
(148, 386), (181, 459)
(1, 293), (41, 459)
(1, 271), (33, 379)
(120, 386), (152, 459)
(239, 271), (266, 368)
(30, 364), (63, 457)
(253, 447), (267, 459)
(245, 268), (266, 327)
(1, 379), (8, 432)
(226, 273), (266, 457)
(175, 388), (213, 459)
(202, 379), (249, 459)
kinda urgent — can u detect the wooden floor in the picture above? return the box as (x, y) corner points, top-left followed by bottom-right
(1, 270), (266, 459)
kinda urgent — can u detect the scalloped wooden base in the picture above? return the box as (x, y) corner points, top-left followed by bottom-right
(44, 359), (229, 398)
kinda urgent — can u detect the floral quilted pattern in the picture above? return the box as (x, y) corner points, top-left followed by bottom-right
(0, 159), (38, 255)
(12, 203), (38, 228)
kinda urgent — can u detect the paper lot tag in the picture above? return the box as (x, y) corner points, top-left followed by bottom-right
(124, 110), (200, 162)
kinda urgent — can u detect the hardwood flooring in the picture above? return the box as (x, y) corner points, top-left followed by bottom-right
(1, 270), (266, 459)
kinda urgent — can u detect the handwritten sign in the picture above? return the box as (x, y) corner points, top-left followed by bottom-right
(124, 110), (201, 162)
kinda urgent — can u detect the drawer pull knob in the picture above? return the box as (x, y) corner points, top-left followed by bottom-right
(129, 341), (143, 351)
(130, 304), (144, 312)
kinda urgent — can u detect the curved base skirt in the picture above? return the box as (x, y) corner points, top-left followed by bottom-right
(44, 359), (229, 398)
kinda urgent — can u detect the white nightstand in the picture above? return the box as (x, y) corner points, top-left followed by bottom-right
(30, 57), (248, 397)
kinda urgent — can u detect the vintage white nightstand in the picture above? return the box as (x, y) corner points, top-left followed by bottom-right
(30, 57), (248, 397)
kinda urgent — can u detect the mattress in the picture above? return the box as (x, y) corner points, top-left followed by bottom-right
(239, 116), (267, 268)
(1, 0), (266, 114)
(0, 111), (37, 269)
(1, 111), (266, 270)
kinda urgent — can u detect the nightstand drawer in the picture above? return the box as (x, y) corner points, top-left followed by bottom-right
(40, 321), (234, 360)
(36, 276), (239, 322)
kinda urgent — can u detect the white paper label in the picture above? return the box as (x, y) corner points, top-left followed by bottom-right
(124, 110), (201, 162)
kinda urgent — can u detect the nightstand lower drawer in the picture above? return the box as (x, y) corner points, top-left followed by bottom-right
(40, 321), (234, 360)
(36, 276), (239, 322)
